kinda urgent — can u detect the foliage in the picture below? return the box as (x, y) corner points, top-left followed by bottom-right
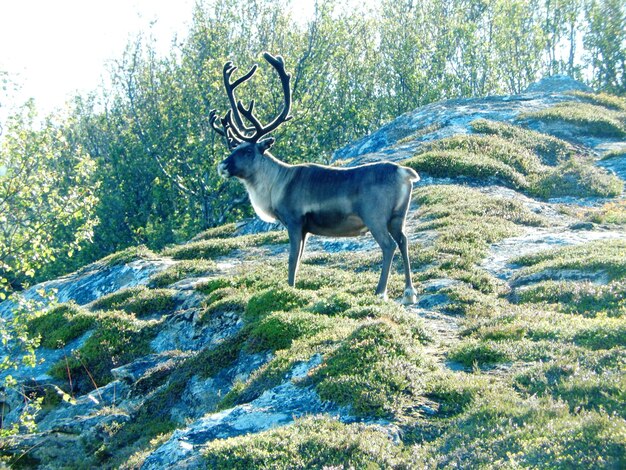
(404, 129), (622, 199)
(27, 302), (95, 349)
(162, 230), (287, 260)
(519, 101), (626, 137)
(89, 286), (178, 317)
(202, 416), (412, 469)
(148, 259), (216, 287)
(49, 311), (156, 395)
(470, 118), (574, 165)
(0, 101), (98, 296)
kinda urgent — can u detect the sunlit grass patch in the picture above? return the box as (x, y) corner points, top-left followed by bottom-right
(414, 134), (545, 174)
(190, 222), (238, 241)
(519, 102), (626, 138)
(89, 285), (178, 317)
(202, 416), (414, 469)
(405, 150), (530, 189)
(148, 259), (217, 287)
(49, 310), (157, 394)
(247, 310), (335, 352)
(95, 245), (157, 267)
(567, 90), (626, 112)
(583, 199), (626, 225)
(512, 238), (626, 282)
(423, 392), (626, 469)
(162, 230), (288, 260)
(470, 118), (574, 165)
(531, 158), (623, 198)
(28, 302), (96, 349)
(310, 318), (432, 418)
(601, 148), (626, 161)
(516, 279), (626, 317)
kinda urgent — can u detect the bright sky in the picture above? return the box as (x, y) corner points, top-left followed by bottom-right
(0, 0), (196, 117)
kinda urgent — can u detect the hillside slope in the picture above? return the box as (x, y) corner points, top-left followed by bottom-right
(1, 78), (625, 469)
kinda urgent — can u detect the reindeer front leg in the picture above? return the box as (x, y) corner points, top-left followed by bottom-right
(287, 224), (306, 287)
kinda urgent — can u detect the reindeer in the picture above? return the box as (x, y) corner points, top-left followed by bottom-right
(210, 52), (420, 304)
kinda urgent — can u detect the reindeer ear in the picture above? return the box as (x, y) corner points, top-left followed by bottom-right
(257, 137), (275, 153)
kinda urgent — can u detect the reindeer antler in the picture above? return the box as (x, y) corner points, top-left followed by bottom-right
(209, 52), (293, 148)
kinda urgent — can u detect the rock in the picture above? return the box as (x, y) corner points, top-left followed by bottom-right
(141, 354), (348, 469)
(524, 75), (592, 94)
(569, 221), (595, 231)
(481, 227), (626, 280)
(0, 258), (175, 318)
(511, 268), (610, 287)
(169, 351), (271, 423)
(111, 352), (188, 384)
(38, 380), (131, 432)
(150, 309), (243, 353)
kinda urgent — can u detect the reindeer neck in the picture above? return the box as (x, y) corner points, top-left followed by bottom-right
(252, 152), (292, 190)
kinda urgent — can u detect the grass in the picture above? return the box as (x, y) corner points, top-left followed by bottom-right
(582, 200), (626, 225)
(567, 90), (626, 112)
(421, 392), (626, 469)
(512, 238), (626, 283)
(28, 302), (95, 349)
(148, 259), (216, 287)
(411, 185), (544, 291)
(94, 245), (157, 268)
(89, 285), (178, 317)
(49, 310), (157, 394)
(162, 230), (288, 260)
(516, 279), (626, 317)
(518, 101), (626, 138)
(403, 129), (622, 198)
(202, 416), (414, 469)
(470, 118), (574, 165)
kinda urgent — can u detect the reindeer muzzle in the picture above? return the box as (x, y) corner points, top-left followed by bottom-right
(217, 162), (230, 178)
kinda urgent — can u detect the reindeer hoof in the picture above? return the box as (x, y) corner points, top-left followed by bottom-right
(401, 288), (418, 305)
(377, 291), (389, 301)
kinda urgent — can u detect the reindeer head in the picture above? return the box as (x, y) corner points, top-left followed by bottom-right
(210, 52), (292, 181)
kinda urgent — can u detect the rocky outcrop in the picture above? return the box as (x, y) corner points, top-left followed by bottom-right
(1, 76), (625, 468)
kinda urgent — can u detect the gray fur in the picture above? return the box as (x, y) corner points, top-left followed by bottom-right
(218, 141), (420, 302)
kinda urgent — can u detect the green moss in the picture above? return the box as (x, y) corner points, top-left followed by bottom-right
(470, 118), (574, 165)
(96, 245), (157, 267)
(49, 311), (156, 394)
(405, 149), (530, 189)
(532, 158), (623, 198)
(567, 91), (626, 112)
(515, 361), (626, 418)
(247, 310), (334, 352)
(89, 286), (178, 317)
(585, 200), (626, 225)
(310, 319), (430, 418)
(412, 185), (544, 285)
(448, 339), (512, 367)
(149, 260), (217, 287)
(512, 239), (626, 282)
(191, 223), (237, 241)
(601, 148), (626, 161)
(246, 286), (318, 321)
(28, 302), (95, 349)
(202, 416), (414, 469)
(516, 279), (626, 317)
(405, 126), (621, 199)
(519, 102), (626, 138)
(424, 393), (626, 469)
(162, 231), (288, 260)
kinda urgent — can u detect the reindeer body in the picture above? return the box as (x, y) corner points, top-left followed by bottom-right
(211, 53), (419, 303)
